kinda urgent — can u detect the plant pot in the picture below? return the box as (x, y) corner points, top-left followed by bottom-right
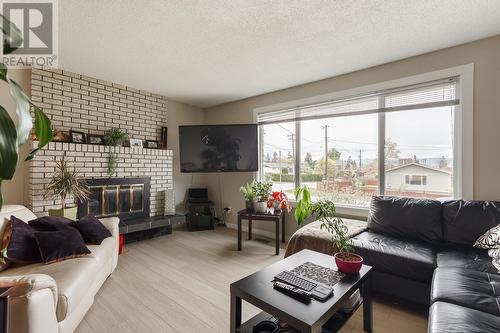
(245, 200), (256, 213)
(255, 201), (268, 214)
(48, 207), (78, 220)
(334, 252), (363, 274)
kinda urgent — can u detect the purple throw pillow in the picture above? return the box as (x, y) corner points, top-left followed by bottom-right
(6, 216), (42, 263)
(74, 215), (112, 245)
(29, 216), (74, 231)
(34, 228), (91, 264)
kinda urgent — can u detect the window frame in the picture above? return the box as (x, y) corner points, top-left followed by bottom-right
(255, 64), (474, 218)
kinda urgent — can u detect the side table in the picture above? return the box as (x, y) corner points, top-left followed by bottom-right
(237, 209), (285, 255)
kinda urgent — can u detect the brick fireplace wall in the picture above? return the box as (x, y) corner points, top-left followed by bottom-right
(28, 68), (173, 217)
(31, 67), (167, 141)
(28, 142), (173, 216)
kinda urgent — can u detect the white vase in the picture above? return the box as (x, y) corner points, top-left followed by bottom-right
(255, 201), (268, 214)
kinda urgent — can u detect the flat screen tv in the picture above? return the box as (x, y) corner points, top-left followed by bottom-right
(179, 124), (258, 173)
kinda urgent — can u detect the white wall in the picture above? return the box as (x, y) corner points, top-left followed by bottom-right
(166, 100), (206, 213)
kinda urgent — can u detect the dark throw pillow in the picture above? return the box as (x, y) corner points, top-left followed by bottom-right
(74, 215), (112, 245)
(6, 216), (42, 264)
(34, 228), (91, 264)
(29, 216), (74, 231)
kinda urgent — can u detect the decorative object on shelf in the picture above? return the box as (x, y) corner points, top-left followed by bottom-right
(44, 156), (90, 220)
(253, 181), (272, 214)
(145, 140), (159, 149)
(294, 186), (362, 274)
(104, 128), (128, 177)
(87, 134), (104, 145)
(70, 130), (86, 143)
(103, 128), (128, 146)
(267, 191), (292, 213)
(160, 126), (168, 149)
(239, 180), (256, 213)
(0, 14), (53, 210)
(52, 129), (70, 142)
(129, 138), (143, 148)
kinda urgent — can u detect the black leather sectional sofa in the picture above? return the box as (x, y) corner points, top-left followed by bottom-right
(351, 196), (500, 332)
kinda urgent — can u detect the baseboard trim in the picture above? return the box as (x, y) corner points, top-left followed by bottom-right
(225, 222), (290, 242)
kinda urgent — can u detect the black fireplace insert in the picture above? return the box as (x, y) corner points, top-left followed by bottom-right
(78, 177), (150, 221)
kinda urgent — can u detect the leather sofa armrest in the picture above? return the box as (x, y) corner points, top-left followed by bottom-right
(0, 274), (59, 333)
(99, 216), (119, 238)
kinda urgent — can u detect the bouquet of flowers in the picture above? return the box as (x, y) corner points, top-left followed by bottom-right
(267, 191), (292, 213)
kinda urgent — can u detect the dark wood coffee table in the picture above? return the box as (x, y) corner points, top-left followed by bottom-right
(230, 249), (372, 333)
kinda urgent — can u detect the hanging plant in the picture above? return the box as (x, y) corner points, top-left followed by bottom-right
(104, 128), (128, 177)
(0, 15), (53, 209)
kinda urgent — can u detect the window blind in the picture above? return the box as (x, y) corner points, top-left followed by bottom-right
(257, 77), (458, 125)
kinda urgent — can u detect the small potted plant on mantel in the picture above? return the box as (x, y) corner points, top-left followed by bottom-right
(44, 156), (90, 220)
(294, 186), (363, 274)
(104, 127), (128, 177)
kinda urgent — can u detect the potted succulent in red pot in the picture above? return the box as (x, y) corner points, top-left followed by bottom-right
(294, 186), (363, 274)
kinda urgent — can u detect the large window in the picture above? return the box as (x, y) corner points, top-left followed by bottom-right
(258, 78), (459, 207)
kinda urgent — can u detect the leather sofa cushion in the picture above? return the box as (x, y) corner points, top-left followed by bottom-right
(351, 231), (436, 282)
(0, 256), (99, 321)
(367, 196), (442, 243)
(429, 301), (500, 333)
(431, 267), (500, 316)
(442, 200), (500, 246)
(436, 246), (497, 273)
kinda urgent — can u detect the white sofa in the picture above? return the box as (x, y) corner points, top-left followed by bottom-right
(0, 205), (119, 333)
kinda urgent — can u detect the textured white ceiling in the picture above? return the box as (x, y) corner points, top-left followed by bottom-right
(59, 0), (500, 108)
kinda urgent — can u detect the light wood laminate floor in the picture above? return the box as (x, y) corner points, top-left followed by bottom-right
(76, 226), (428, 333)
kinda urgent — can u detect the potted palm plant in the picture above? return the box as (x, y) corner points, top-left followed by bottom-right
(294, 186), (363, 274)
(253, 181), (272, 214)
(44, 156), (91, 220)
(240, 180), (257, 213)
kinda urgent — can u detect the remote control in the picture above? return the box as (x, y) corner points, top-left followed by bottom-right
(273, 281), (312, 302)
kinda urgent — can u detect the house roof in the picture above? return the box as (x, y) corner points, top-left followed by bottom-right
(386, 163), (452, 175)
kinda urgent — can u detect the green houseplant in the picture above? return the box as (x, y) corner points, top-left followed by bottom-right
(253, 181), (272, 214)
(295, 186), (363, 274)
(0, 15), (53, 209)
(104, 128), (128, 176)
(240, 180), (257, 213)
(44, 156), (90, 220)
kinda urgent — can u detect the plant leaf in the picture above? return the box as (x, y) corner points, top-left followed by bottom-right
(0, 105), (18, 180)
(7, 78), (32, 145)
(0, 14), (23, 55)
(26, 107), (53, 160)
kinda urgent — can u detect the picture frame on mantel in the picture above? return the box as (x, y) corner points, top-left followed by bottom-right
(145, 140), (159, 149)
(87, 134), (104, 145)
(129, 138), (143, 148)
(160, 126), (168, 149)
(70, 130), (86, 144)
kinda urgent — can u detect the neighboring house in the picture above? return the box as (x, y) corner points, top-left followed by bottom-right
(263, 161), (294, 174)
(385, 163), (452, 194)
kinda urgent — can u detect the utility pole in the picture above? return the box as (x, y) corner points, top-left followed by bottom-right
(279, 151), (282, 182)
(359, 149), (362, 169)
(322, 125), (329, 181)
(288, 134), (295, 160)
